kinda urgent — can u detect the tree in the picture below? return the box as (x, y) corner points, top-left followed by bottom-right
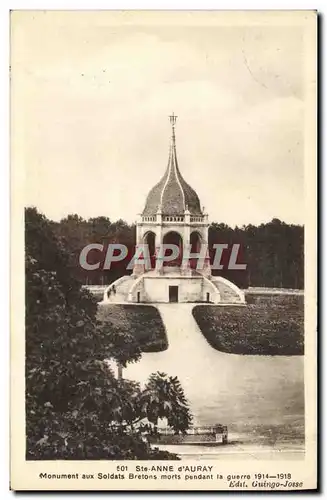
(26, 208), (191, 460)
(142, 373), (192, 434)
(98, 322), (142, 380)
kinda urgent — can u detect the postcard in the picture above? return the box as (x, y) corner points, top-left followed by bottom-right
(10, 10), (317, 491)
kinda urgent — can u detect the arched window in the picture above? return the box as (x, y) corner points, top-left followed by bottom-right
(143, 231), (156, 268)
(190, 231), (202, 269)
(162, 231), (183, 267)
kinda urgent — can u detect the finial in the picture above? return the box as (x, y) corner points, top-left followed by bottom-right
(169, 112), (177, 127)
(169, 112), (177, 146)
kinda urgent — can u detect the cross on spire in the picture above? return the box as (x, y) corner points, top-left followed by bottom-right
(169, 112), (177, 127)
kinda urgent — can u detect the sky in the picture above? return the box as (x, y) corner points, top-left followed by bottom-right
(12, 11), (307, 227)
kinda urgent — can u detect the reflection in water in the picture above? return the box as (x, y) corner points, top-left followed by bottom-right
(124, 304), (304, 449)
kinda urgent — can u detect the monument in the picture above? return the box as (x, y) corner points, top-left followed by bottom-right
(104, 115), (245, 304)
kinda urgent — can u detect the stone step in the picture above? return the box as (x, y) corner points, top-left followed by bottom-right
(105, 276), (135, 302)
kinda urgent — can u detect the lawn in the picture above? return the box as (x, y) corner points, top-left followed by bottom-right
(192, 294), (304, 355)
(97, 304), (168, 352)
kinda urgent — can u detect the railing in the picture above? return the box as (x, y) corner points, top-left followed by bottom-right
(141, 215), (206, 223)
(190, 216), (204, 223)
(158, 425), (227, 436)
(162, 216), (185, 222)
(142, 216), (156, 222)
(82, 284), (106, 291)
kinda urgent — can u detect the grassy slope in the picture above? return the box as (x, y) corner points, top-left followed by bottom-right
(97, 304), (168, 352)
(192, 294), (304, 355)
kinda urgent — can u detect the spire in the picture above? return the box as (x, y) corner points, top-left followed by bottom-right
(169, 112), (177, 128)
(169, 112), (177, 148)
(168, 112), (178, 172)
(142, 114), (202, 216)
(161, 113), (185, 208)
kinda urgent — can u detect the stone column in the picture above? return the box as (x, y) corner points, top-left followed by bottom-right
(182, 208), (191, 276)
(203, 213), (209, 243)
(200, 239), (212, 277)
(199, 217), (211, 278)
(133, 218), (145, 276)
(184, 209), (190, 244)
(155, 208), (163, 274)
(203, 213), (211, 276)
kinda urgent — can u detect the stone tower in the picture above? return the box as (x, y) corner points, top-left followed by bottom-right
(102, 115), (245, 305)
(134, 113), (211, 278)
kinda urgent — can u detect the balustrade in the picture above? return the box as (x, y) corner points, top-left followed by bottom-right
(141, 214), (206, 223)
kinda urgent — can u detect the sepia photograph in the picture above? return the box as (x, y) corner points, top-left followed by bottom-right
(10, 10), (317, 490)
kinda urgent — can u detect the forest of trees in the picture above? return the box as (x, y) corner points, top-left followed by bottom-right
(45, 212), (304, 290)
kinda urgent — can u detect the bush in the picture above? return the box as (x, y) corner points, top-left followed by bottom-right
(97, 305), (168, 352)
(192, 297), (304, 356)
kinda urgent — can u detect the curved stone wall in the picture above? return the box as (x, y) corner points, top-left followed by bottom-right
(211, 276), (245, 304)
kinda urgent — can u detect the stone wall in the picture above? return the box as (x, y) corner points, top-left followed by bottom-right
(128, 276), (220, 303)
(211, 276), (245, 304)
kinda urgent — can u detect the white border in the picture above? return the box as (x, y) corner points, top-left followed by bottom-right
(3, 1), (323, 498)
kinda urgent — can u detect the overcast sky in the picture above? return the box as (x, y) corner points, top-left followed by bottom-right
(13, 11), (306, 227)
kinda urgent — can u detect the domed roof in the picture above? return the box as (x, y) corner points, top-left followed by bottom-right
(143, 117), (202, 216)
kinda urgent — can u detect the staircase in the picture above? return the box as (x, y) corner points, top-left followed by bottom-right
(105, 276), (136, 303)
